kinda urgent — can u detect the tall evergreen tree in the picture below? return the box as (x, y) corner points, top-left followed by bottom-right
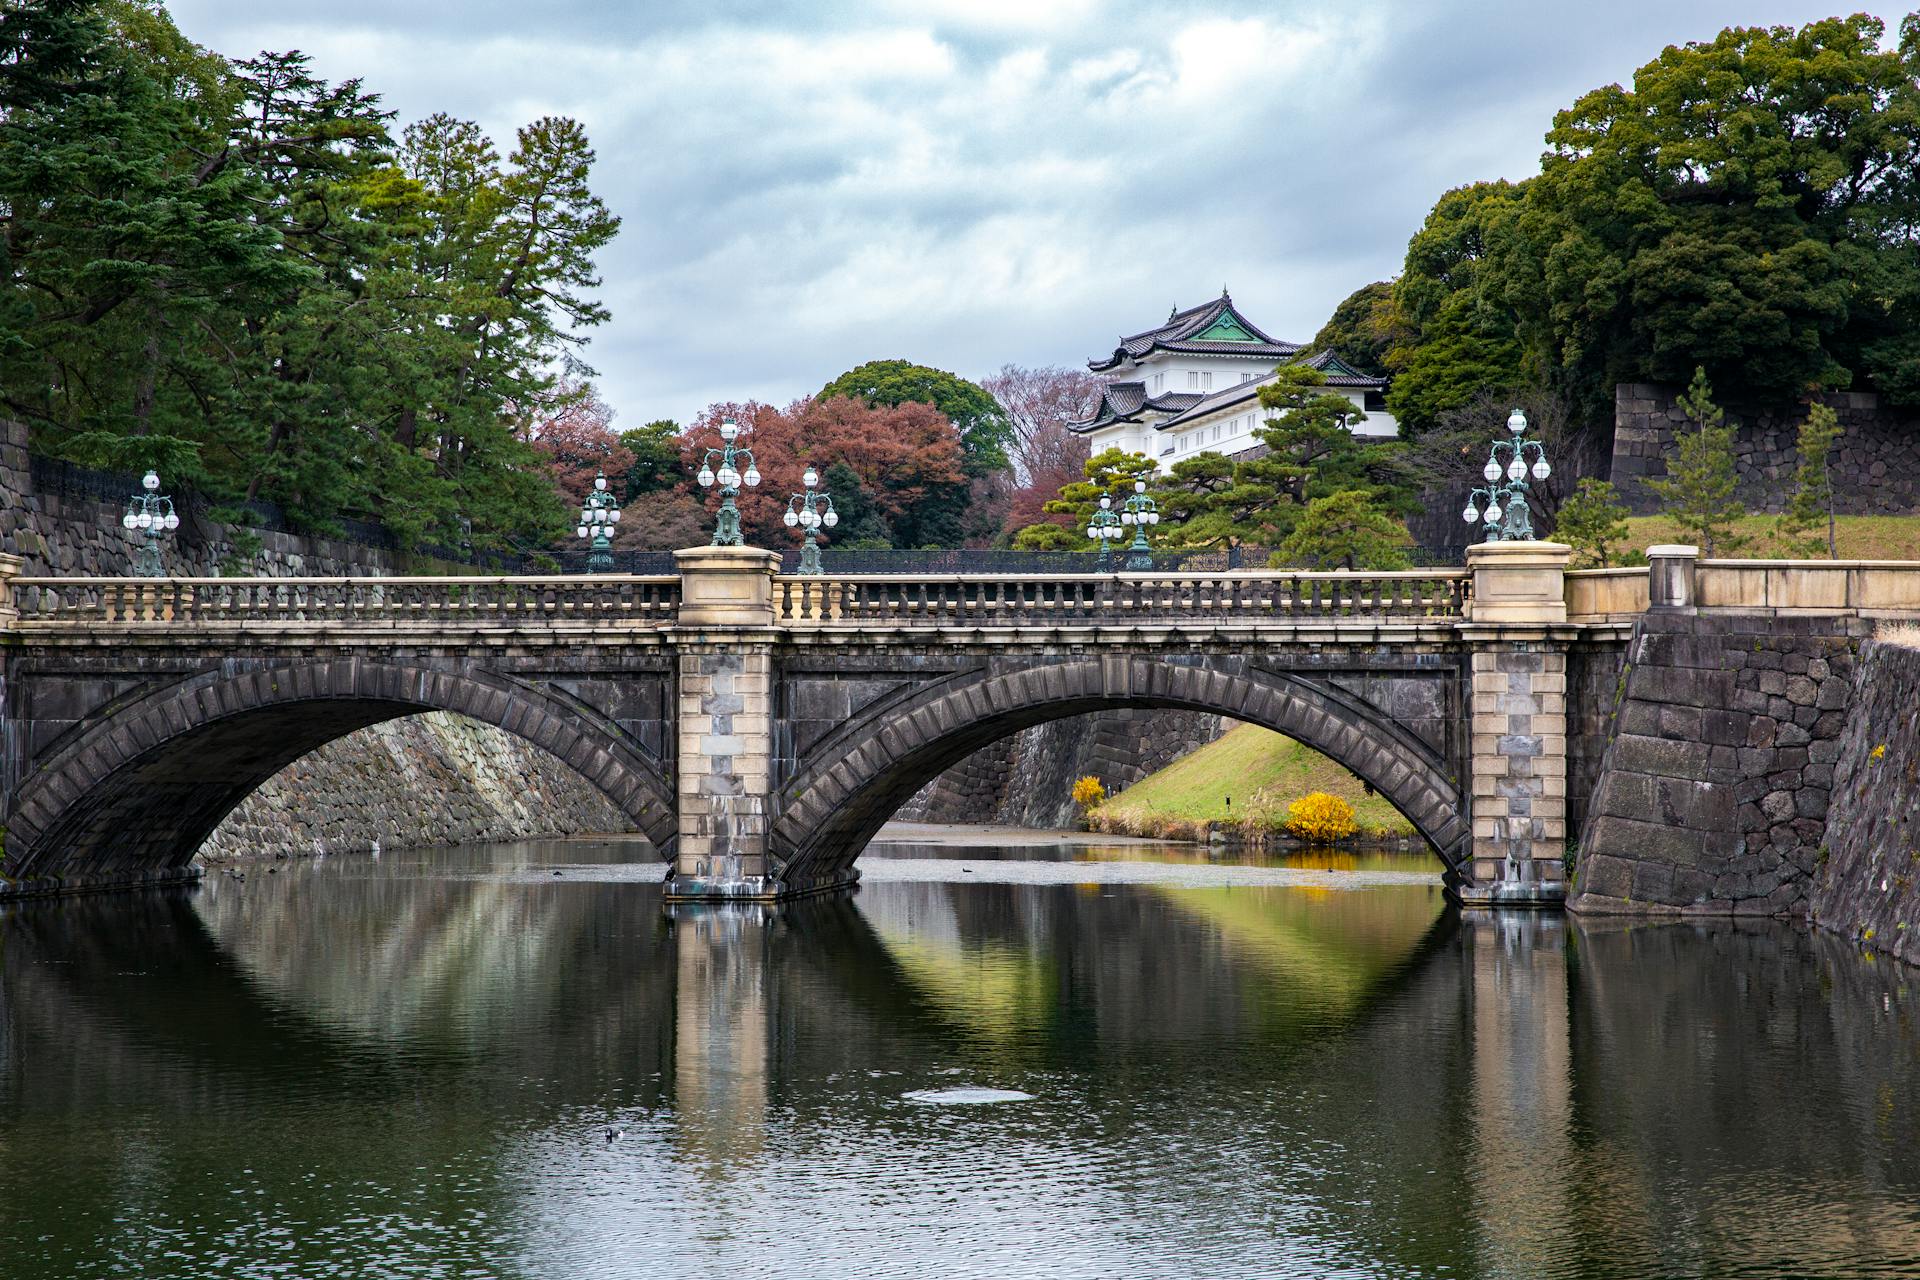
(1271, 490), (1412, 571)
(0, 3), (620, 553)
(1778, 401), (1840, 558)
(1644, 367), (1748, 557)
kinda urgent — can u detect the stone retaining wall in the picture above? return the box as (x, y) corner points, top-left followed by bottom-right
(1808, 639), (1920, 965)
(0, 420), (435, 579)
(1611, 383), (1920, 517)
(201, 712), (632, 860)
(1566, 639), (1629, 840)
(1571, 611), (1864, 915)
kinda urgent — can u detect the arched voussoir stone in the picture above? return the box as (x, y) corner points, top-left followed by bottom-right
(3, 660), (675, 898)
(773, 657), (1469, 889)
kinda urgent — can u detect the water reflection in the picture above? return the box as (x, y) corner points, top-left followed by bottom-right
(0, 838), (1917, 1278)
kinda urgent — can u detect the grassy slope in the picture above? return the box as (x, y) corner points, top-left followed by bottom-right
(1622, 514), (1920, 559)
(1092, 722), (1415, 837)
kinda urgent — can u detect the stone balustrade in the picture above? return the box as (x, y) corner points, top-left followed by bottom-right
(11, 573), (682, 633)
(774, 570), (1470, 627)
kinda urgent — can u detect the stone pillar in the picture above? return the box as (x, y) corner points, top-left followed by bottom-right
(1647, 543), (1699, 609)
(1460, 541), (1572, 908)
(665, 546), (783, 901)
(0, 552), (22, 628)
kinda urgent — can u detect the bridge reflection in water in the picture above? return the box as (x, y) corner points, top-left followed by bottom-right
(2, 841), (1918, 1277)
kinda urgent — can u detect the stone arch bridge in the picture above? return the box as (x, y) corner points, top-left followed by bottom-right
(0, 543), (1617, 907)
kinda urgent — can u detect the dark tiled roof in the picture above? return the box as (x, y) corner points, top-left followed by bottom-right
(1300, 349), (1388, 388)
(1156, 380), (1265, 430)
(1088, 290), (1301, 372)
(1150, 352), (1387, 431)
(1068, 385), (1203, 434)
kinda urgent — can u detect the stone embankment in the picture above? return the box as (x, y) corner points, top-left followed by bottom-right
(1573, 611), (1862, 916)
(1810, 636), (1920, 965)
(1611, 383), (1920, 516)
(201, 712), (631, 860)
(1573, 612), (1920, 966)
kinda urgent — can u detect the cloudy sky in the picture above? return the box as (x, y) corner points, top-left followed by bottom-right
(169, 0), (1900, 426)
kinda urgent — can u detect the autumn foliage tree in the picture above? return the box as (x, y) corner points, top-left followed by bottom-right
(682, 397), (967, 551)
(527, 385), (635, 507)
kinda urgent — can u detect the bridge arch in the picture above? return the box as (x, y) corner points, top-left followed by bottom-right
(771, 656), (1469, 890)
(4, 659), (675, 896)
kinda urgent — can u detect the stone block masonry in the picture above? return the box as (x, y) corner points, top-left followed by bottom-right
(1611, 383), (1920, 517)
(674, 645), (775, 887)
(201, 711), (629, 859)
(1468, 643), (1569, 891)
(665, 545), (787, 899)
(1566, 639), (1630, 838)
(1458, 539), (1577, 906)
(1809, 638), (1920, 965)
(1571, 611), (1864, 915)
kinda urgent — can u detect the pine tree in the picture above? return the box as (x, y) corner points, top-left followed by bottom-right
(1271, 490), (1412, 571)
(1643, 367), (1747, 557)
(1777, 402), (1840, 558)
(1552, 478), (1636, 568)
(1042, 446), (1156, 534)
(1, 5), (619, 554)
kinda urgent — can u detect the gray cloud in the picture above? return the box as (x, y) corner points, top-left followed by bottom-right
(169, 0), (1902, 425)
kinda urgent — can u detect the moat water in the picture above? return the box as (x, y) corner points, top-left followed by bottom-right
(2, 832), (1917, 1279)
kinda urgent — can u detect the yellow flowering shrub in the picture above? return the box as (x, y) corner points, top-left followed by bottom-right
(1071, 776), (1107, 809)
(1285, 791), (1358, 842)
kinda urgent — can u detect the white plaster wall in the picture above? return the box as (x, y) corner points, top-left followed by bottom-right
(1095, 386), (1401, 474)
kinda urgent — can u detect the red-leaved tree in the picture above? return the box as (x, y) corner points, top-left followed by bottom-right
(528, 385), (636, 507)
(680, 396), (966, 549)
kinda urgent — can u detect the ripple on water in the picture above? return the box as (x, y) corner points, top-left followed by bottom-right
(902, 1087), (1035, 1105)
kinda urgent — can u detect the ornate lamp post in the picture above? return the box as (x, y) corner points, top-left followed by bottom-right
(1086, 493), (1124, 571)
(1118, 478), (1160, 571)
(574, 468), (621, 572)
(1462, 408), (1552, 542)
(783, 464), (838, 574)
(695, 417), (761, 546)
(121, 468), (180, 577)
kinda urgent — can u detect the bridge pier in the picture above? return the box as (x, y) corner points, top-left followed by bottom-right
(663, 547), (858, 902)
(1459, 542), (1573, 908)
(665, 547), (784, 901)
